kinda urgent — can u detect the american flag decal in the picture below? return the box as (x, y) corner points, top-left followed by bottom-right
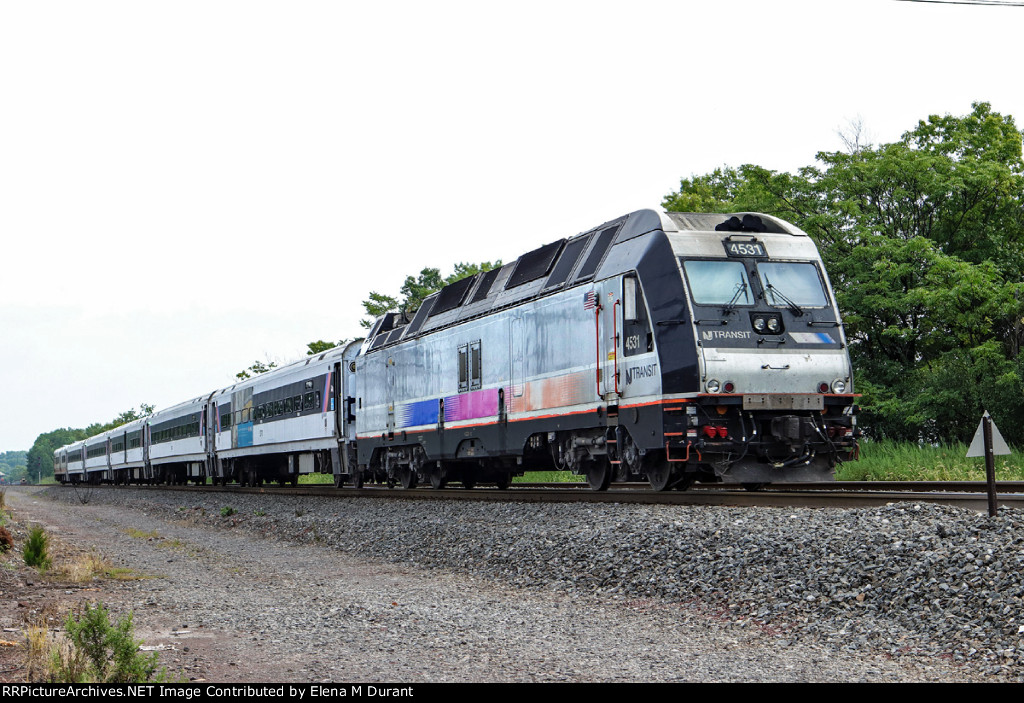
(583, 291), (597, 310)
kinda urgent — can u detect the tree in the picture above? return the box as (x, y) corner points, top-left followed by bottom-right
(235, 360), (278, 380)
(360, 261), (501, 328)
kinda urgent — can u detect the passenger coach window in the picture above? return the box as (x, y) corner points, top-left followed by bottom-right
(682, 260), (752, 306)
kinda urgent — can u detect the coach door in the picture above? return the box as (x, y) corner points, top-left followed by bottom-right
(205, 398), (217, 470)
(333, 361), (344, 439)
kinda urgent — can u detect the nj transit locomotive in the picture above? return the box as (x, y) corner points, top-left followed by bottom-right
(54, 210), (857, 491)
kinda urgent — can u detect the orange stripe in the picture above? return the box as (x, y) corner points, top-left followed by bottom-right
(619, 398), (693, 410)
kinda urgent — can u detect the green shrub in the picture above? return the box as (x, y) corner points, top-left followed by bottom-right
(52, 603), (167, 683)
(23, 525), (51, 570)
(220, 506), (236, 517)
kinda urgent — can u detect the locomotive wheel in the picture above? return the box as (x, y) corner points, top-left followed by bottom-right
(290, 475), (299, 487)
(742, 483), (766, 492)
(646, 462), (674, 492)
(399, 467), (418, 489)
(462, 478), (476, 489)
(333, 473), (344, 488)
(494, 473), (511, 490)
(428, 468), (447, 490)
(586, 461), (611, 492)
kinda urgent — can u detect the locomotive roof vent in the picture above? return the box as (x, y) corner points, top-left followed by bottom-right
(506, 239), (565, 289)
(715, 214), (768, 233)
(666, 212), (795, 235)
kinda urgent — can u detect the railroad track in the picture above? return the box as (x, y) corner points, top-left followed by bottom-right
(60, 480), (1024, 512)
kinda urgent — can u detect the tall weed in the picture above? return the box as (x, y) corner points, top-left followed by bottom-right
(837, 439), (1024, 481)
(23, 525), (51, 570)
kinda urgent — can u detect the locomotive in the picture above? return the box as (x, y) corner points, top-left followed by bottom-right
(54, 209), (857, 491)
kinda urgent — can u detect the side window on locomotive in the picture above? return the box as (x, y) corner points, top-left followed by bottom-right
(470, 340), (482, 391)
(622, 276), (653, 357)
(623, 276), (638, 322)
(458, 344), (469, 393)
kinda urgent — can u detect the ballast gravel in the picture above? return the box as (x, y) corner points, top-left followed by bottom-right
(8, 485), (1024, 682)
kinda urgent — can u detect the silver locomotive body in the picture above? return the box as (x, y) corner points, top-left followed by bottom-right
(355, 209), (857, 490)
(52, 209), (856, 491)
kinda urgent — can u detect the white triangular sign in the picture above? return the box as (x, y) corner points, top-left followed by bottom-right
(966, 411), (1012, 457)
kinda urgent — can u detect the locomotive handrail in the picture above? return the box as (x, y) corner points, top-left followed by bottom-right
(612, 299), (620, 395)
(594, 304), (603, 399)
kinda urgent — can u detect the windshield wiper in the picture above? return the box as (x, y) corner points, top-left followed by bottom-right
(722, 281), (748, 315)
(764, 277), (804, 317)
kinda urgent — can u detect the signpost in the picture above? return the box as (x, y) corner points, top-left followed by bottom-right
(966, 411), (1011, 517)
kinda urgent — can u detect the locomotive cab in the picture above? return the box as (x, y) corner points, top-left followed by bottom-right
(640, 212), (857, 486)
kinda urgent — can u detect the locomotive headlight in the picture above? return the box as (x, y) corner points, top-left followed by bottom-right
(753, 317), (766, 332)
(831, 379), (847, 394)
(767, 317), (780, 333)
(706, 379), (721, 394)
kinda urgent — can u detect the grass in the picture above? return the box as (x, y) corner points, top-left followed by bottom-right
(837, 439), (1024, 481)
(125, 528), (159, 539)
(299, 471), (586, 484)
(515, 471), (584, 483)
(49, 551), (150, 583)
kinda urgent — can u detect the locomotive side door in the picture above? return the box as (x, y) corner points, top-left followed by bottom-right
(596, 278), (623, 401)
(385, 355), (395, 439)
(510, 316), (524, 407)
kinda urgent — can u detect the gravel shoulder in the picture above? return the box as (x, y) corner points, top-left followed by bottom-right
(0, 485), (1018, 682)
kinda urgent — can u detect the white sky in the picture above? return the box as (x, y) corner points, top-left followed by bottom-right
(2, 0), (1021, 450)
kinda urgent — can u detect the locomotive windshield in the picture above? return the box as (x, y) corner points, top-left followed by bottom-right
(756, 262), (829, 308)
(681, 260), (752, 306)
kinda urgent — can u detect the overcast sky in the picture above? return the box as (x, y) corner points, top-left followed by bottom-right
(2, 0), (1022, 451)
